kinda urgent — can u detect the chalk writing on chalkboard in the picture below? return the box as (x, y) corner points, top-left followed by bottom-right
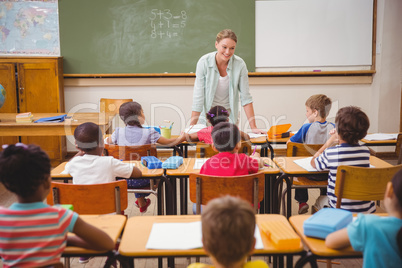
(150, 9), (187, 39)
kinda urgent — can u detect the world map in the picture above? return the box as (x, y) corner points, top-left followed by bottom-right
(0, 0), (59, 55)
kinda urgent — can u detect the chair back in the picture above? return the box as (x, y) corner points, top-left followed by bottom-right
(286, 142), (323, 157)
(195, 141), (253, 158)
(99, 98), (133, 115)
(104, 143), (157, 160)
(396, 133), (402, 164)
(334, 164), (402, 208)
(189, 172), (265, 214)
(46, 180), (128, 214)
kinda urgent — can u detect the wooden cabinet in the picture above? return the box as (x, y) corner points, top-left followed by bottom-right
(0, 57), (66, 165)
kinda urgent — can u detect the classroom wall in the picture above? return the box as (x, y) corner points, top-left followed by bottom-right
(64, 0), (402, 151)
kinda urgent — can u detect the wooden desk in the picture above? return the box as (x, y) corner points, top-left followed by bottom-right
(0, 113), (114, 136)
(289, 215), (361, 268)
(273, 156), (393, 218)
(118, 214), (304, 268)
(361, 133), (398, 146)
(63, 214), (126, 268)
(164, 158), (281, 215)
(51, 161), (165, 215)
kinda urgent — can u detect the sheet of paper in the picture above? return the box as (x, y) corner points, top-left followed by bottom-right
(293, 157), (318, 172)
(248, 132), (267, 139)
(145, 221), (264, 250)
(193, 158), (208, 169)
(184, 124), (207, 134)
(364, 133), (398, 141)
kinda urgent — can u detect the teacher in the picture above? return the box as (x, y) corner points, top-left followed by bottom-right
(190, 29), (262, 134)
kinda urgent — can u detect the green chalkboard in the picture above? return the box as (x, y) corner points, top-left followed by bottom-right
(59, 0), (255, 75)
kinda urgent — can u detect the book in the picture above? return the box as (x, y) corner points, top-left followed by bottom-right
(16, 112), (33, 123)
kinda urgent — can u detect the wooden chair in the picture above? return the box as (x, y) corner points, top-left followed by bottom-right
(335, 164), (402, 208)
(280, 142), (326, 215)
(100, 98), (133, 133)
(104, 143), (157, 160)
(189, 172), (265, 214)
(195, 140), (253, 158)
(47, 180), (128, 214)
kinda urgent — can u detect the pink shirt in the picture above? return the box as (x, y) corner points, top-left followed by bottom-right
(197, 126), (214, 144)
(200, 152), (259, 176)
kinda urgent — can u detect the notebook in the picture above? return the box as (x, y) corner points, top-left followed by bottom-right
(34, 114), (67, 123)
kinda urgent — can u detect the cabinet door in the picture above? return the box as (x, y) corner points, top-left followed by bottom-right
(0, 63), (18, 147)
(17, 61), (65, 162)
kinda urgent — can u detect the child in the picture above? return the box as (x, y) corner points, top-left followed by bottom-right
(105, 101), (185, 146)
(188, 196), (269, 268)
(0, 143), (114, 268)
(65, 122), (151, 214)
(288, 94), (335, 214)
(325, 169), (402, 267)
(200, 122), (262, 176)
(311, 106), (373, 213)
(187, 105), (250, 144)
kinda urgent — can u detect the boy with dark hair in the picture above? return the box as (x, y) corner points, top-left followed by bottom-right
(200, 122), (262, 176)
(311, 106), (373, 213)
(188, 196), (269, 268)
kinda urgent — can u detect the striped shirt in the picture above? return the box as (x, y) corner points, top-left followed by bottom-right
(0, 202), (78, 268)
(314, 143), (375, 213)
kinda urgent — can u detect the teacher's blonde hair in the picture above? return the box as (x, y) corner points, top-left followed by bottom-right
(216, 29), (237, 43)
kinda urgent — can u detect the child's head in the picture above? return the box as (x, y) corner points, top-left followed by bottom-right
(74, 122), (104, 154)
(335, 106), (369, 145)
(119, 101), (144, 127)
(206, 106), (229, 126)
(305, 94), (332, 122)
(211, 122), (241, 152)
(202, 196), (256, 267)
(0, 143), (51, 200)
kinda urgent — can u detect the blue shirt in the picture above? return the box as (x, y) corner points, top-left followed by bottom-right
(192, 52), (253, 124)
(290, 121), (335, 144)
(111, 126), (161, 146)
(347, 214), (402, 268)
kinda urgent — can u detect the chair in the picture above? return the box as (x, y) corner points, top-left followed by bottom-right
(195, 140), (253, 158)
(189, 172), (265, 214)
(334, 164), (402, 209)
(104, 143), (157, 160)
(280, 142), (326, 215)
(100, 98), (133, 133)
(46, 180), (128, 214)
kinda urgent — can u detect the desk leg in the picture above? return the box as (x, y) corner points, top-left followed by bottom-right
(168, 257), (175, 268)
(273, 174), (292, 218)
(294, 252), (318, 268)
(180, 177), (188, 215)
(171, 178), (177, 215)
(157, 177), (165, 215)
(268, 142), (274, 159)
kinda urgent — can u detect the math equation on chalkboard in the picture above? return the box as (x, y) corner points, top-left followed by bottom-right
(149, 9), (187, 39)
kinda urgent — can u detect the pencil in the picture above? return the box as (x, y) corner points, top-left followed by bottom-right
(252, 146), (257, 156)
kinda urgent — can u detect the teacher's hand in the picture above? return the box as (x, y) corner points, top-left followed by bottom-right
(251, 128), (265, 134)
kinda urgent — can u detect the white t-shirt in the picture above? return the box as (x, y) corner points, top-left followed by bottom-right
(212, 75), (230, 111)
(65, 154), (133, 184)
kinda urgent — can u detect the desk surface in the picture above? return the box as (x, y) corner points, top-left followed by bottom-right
(289, 215), (360, 258)
(64, 214), (126, 255)
(51, 160), (164, 178)
(119, 214), (304, 257)
(273, 156), (393, 175)
(165, 157), (281, 176)
(0, 113), (114, 136)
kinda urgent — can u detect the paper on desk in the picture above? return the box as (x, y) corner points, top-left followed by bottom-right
(364, 133), (398, 141)
(248, 133), (267, 139)
(293, 157), (318, 172)
(193, 158), (208, 169)
(145, 221), (264, 250)
(184, 124), (207, 134)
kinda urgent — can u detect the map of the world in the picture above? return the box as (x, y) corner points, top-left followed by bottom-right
(0, 0), (59, 55)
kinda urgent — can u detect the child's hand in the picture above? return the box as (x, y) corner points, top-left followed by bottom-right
(250, 153), (264, 168)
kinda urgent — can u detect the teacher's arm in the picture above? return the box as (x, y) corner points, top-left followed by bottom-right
(191, 58), (207, 125)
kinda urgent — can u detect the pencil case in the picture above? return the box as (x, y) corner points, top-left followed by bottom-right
(162, 156), (183, 169)
(259, 220), (301, 249)
(141, 156), (163, 169)
(303, 208), (353, 239)
(142, 125), (161, 134)
(34, 114), (67, 123)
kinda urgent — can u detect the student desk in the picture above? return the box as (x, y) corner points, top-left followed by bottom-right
(361, 133), (398, 146)
(0, 113), (114, 136)
(273, 156), (393, 218)
(63, 214), (126, 268)
(118, 214), (305, 268)
(289, 215), (360, 268)
(164, 158), (280, 215)
(51, 161), (165, 215)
